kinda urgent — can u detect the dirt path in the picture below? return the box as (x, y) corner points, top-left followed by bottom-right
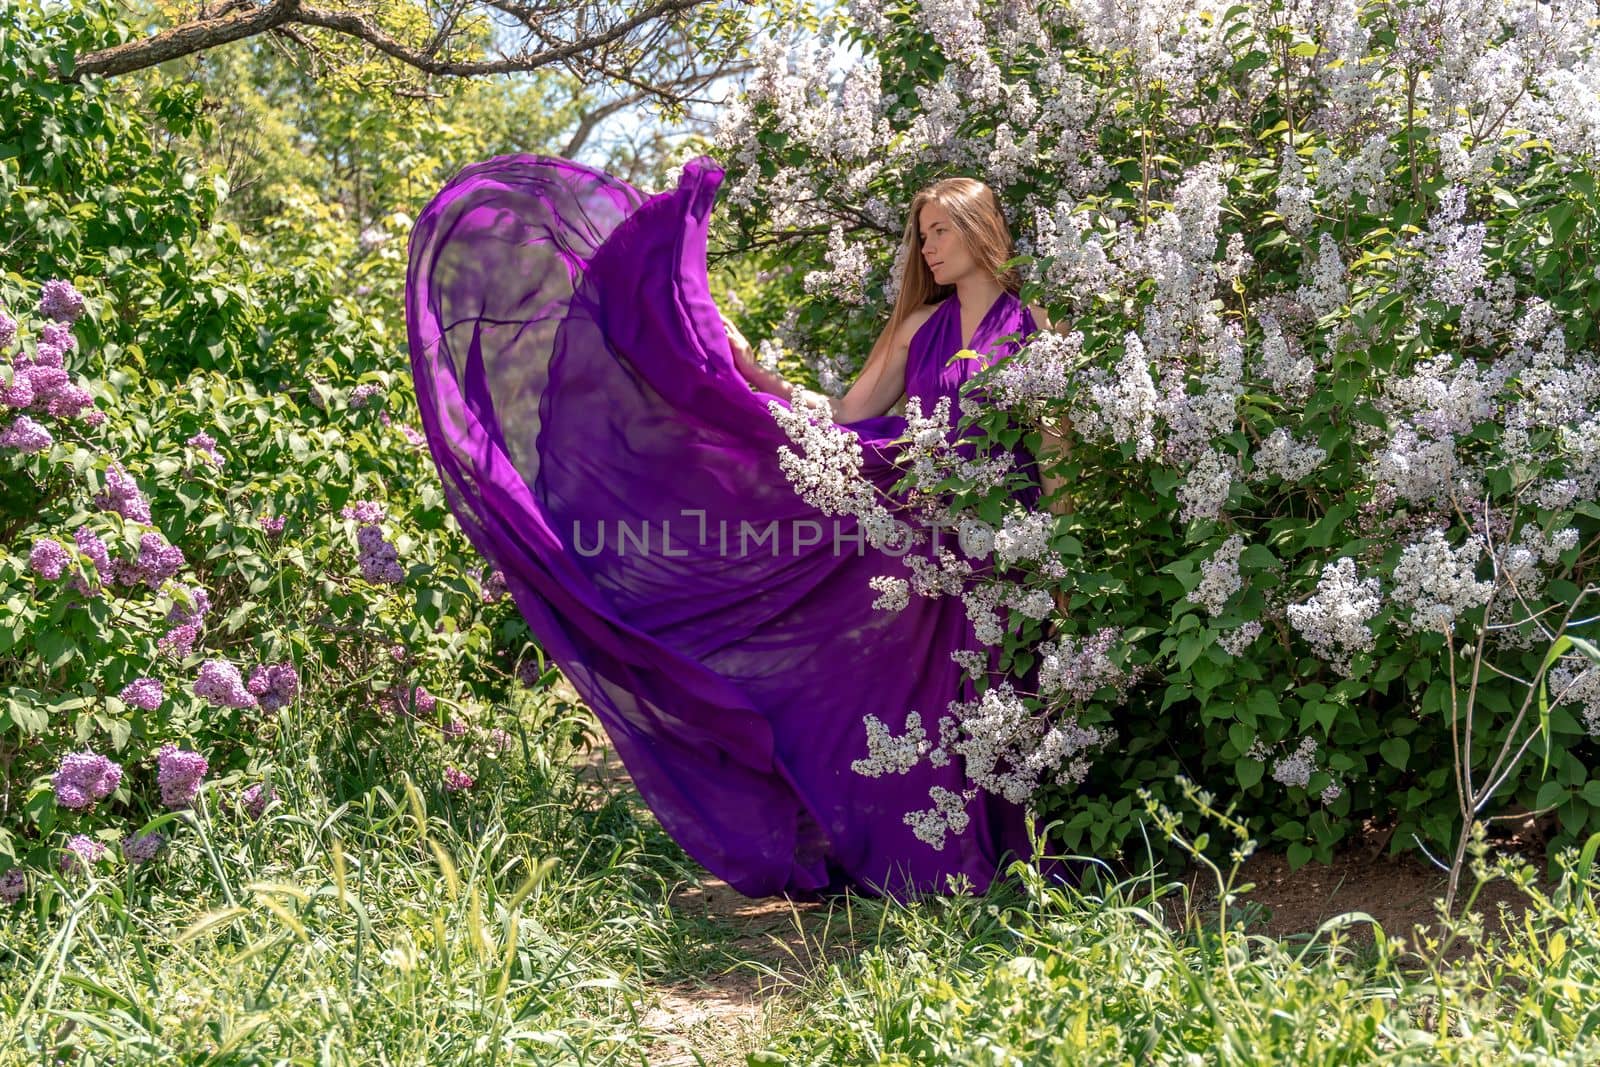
(573, 738), (857, 1066)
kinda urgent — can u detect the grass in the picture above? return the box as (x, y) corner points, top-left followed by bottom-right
(5, 688), (1600, 1065)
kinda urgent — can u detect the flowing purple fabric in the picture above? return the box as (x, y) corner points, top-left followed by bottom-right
(405, 153), (1054, 899)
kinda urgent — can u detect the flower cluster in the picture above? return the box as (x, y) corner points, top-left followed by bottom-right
(1286, 558), (1382, 676)
(60, 834), (108, 875)
(239, 781), (276, 820)
(193, 659), (258, 709)
(121, 831), (166, 865)
(155, 744), (208, 808)
(356, 523), (404, 584)
(247, 661), (300, 713)
(52, 750), (123, 810)
(119, 677), (164, 711)
(186, 432), (225, 467)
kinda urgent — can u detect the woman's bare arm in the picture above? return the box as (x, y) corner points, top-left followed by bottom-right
(724, 310), (924, 424)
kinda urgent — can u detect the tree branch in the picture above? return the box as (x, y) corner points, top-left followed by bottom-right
(54, 0), (717, 84)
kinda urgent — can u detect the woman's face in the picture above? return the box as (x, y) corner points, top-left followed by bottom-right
(918, 200), (975, 286)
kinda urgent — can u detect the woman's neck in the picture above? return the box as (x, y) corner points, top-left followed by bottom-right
(950, 272), (1005, 313)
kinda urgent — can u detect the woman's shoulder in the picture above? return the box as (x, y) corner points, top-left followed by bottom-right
(894, 301), (943, 344)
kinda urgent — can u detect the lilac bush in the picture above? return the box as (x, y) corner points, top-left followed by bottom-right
(0, 32), (532, 903)
(717, 0), (1600, 869)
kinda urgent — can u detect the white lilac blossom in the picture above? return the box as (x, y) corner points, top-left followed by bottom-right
(986, 329), (1084, 414)
(904, 785), (975, 849)
(1176, 447), (1237, 524)
(1277, 147), (1316, 235)
(1295, 233), (1348, 317)
(768, 391), (918, 553)
(956, 517), (995, 559)
(868, 574), (910, 612)
(1217, 620), (1263, 656)
(851, 711), (930, 777)
(1370, 425), (1462, 505)
(1287, 557), (1382, 675)
(1037, 627), (1125, 704)
(1416, 186), (1489, 312)
(1251, 427), (1327, 483)
(938, 678), (1113, 810)
(1070, 332), (1158, 460)
(1381, 350), (1502, 439)
(1388, 528), (1494, 635)
(1271, 735), (1319, 790)
(802, 225), (875, 305)
(1189, 535), (1245, 617)
(1255, 313), (1315, 399)
(991, 509), (1055, 566)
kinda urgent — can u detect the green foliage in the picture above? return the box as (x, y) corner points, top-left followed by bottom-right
(0, 0), (533, 881)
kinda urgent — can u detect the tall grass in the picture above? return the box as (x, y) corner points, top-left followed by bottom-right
(0, 684), (744, 1064)
(753, 781), (1600, 1066)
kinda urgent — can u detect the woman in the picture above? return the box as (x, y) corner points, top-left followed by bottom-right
(405, 152), (1073, 900)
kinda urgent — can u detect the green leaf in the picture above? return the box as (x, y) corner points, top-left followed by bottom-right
(1236, 759), (1264, 789)
(1535, 779), (1568, 812)
(1378, 737), (1409, 770)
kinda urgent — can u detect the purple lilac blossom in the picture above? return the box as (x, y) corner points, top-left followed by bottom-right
(443, 718), (468, 738)
(121, 831), (165, 864)
(47, 384), (93, 419)
(0, 310), (15, 350)
(52, 750), (123, 810)
(443, 766), (474, 792)
(186, 432), (224, 466)
(74, 526), (111, 580)
(0, 375), (33, 409)
(246, 661), (299, 713)
(349, 383), (383, 408)
(39, 321), (74, 351)
(119, 677), (164, 711)
(156, 744), (209, 808)
(38, 279), (86, 322)
(0, 415), (52, 453)
(259, 515), (285, 538)
(95, 463), (151, 523)
(60, 834), (108, 874)
(356, 524), (404, 583)
(381, 684), (435, 718)
(487, 728), (515, 753)
(193, 659), (257, 708)
(159, 623), (201, 658)
(27, 538), (69, 580)
(239, 782), (275, 819)
(0, 869), (23, 903)
(165, 585), (211, 628)
(31, 343), (64, 368)
(340, 500), (386, 523)
(136, 533), (185, 589)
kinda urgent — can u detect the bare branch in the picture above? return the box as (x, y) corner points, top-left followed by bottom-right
(57, 0), (306, 81)
(54, 0), (721, 85)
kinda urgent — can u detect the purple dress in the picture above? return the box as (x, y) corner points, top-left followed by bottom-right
(405, 153), (1052, 899)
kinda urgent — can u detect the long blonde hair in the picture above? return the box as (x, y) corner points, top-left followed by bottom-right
(854, 177), (1023, 400)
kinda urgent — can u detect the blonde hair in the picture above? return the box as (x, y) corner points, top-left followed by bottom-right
(854, 177), (1023, 400)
